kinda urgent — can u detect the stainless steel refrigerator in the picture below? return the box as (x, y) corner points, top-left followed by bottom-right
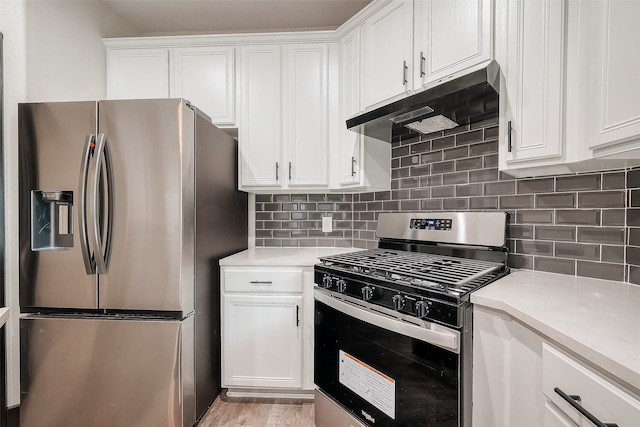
(18, 99), (248, 427)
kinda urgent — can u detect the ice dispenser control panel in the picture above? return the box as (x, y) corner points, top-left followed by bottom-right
(31, 190), (74, 251)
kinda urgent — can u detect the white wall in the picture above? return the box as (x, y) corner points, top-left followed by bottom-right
(1, 0), (139, 408)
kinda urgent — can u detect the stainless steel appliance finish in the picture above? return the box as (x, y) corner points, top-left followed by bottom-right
(346, 61), (499, 143)
(314, 212), (508, 427)
(377, 211), (508, 248)
(18, 99), (248, 427)
(315, 390), (367, 427)
(20, 315), (194, 427)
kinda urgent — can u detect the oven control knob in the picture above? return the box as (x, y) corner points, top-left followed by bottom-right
(414, 301), (430, 318)
(336, 279), (347, 293)
(392, 294), (406, 311)
(321, 275), (332, 289)
(361, 286), (374, 301)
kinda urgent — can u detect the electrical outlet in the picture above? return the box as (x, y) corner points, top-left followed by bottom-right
(322, 216), (332, 233)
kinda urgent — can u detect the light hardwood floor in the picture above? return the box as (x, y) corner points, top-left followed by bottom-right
(198, 391), (315, 427)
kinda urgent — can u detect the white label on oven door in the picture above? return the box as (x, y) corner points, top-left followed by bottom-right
(338, 350), (396, 420)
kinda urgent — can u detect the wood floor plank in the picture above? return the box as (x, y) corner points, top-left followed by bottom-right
(198, 391), (314, 427)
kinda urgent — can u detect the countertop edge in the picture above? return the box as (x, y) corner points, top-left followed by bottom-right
(471, 277), (640, 394)
(0, 307), (9, 328)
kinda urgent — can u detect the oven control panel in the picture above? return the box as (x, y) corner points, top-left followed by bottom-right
(409, 218), (452, 231)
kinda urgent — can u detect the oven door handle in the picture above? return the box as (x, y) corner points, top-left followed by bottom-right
(314, 289), (460, 353)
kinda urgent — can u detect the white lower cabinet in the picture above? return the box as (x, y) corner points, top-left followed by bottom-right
(542, 343), (640, 427)
(223, 294), (302, 389)
(544, 401), (577, 427)
(473, 306), (640, 427)
(221, 266), (313, 393)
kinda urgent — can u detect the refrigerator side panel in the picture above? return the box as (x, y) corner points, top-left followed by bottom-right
(20, 315), (195, 427)
(194, 112), (248, 419)
(18, 102), (99, 309)
(97, 99), (194, 313)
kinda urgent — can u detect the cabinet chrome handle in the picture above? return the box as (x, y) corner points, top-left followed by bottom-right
(275, 162), (279, 180)
(402, 60), (408, 85)
(419, 51), (425, 77)
(289, 161), (292, 181)
(250, 280), (273, 285)
(351, 157), (356, 176)
(507, 120), (513, 153)
(296, 305), (300, 327)
(554, 387), (618, 427)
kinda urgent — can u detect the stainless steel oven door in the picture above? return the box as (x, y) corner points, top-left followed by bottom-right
(314, 287), (469, 427)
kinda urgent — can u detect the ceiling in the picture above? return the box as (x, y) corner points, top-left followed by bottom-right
(102, 0), (372, 36)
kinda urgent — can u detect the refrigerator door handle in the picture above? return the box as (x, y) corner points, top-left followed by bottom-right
(79, 134), (96, 274)
(91, 133), (114, 274)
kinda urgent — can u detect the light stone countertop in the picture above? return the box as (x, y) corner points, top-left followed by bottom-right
(471, 269), (640, 393)
(220, 247), (364, 267)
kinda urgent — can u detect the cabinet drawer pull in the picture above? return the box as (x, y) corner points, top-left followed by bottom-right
(289, 161), (292, 181)
(402, 60), (408, 85)
(419, 51), (425, 77)
(275, 162), (279, 180)
(296, 305), (300, 327)
(554, 387), (618, 427)
(351, 157), (356, 176)
(507, 120), (513, 153)
(250, 281), (273, 285)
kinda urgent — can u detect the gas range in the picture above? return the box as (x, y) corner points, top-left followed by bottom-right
(313, 212), (509, 329)
(313, 211), (509, 427)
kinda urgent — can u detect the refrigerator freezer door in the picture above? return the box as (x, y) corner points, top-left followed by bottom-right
(18, 102), (99, 309)
(97, 99), (194, 313)
(20, 315), (195, 427)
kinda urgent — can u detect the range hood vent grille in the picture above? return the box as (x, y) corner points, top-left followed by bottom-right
(346, 61), (500, 143)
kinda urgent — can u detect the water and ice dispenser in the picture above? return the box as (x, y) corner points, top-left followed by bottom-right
(31, 190), (74, 251)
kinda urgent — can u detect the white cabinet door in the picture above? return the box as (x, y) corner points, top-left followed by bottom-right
(284, 44), (329, 188)
(339, 28), (362, 186)
(414, 0), (492, 87)
(107, 48), (169, 99)
(172, 46), (235, 126)
(498, 0), (566, 166)
(587, 0), (640, 153)
(223, 294), (302, 389)
(361, 0), (413, 108)
(238, 45), (282, 188)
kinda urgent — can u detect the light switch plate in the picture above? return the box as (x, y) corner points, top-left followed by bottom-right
(322, 216), (332, 233)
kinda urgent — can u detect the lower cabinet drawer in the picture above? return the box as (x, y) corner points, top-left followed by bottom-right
(223, 267), (304, 293)
(542, 342), (640, 426)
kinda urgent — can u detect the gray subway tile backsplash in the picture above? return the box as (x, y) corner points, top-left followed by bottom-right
(254, 118), (637, 283)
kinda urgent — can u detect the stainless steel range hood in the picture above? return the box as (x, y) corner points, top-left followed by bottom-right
(346, 61), (500, 143)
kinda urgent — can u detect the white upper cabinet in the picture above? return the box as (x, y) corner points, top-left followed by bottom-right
(238, 45), (282, 189)
(414, 0), (492, 88)
(584, 0), (640, 157)
(238, 43), (333, 192)
(338, 28), (362, 186)
(361, 0), (414, 109)
(283, 44), (330, 188)
(336, 28), (391, 191)
(498, 0), (566, 168)
(496, 0), (640, 177)
(172, 46), (235, 126)
(107, 48), (169, 99)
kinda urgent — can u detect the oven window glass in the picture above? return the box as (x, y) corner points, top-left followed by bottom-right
(315, 300), (459, 427)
